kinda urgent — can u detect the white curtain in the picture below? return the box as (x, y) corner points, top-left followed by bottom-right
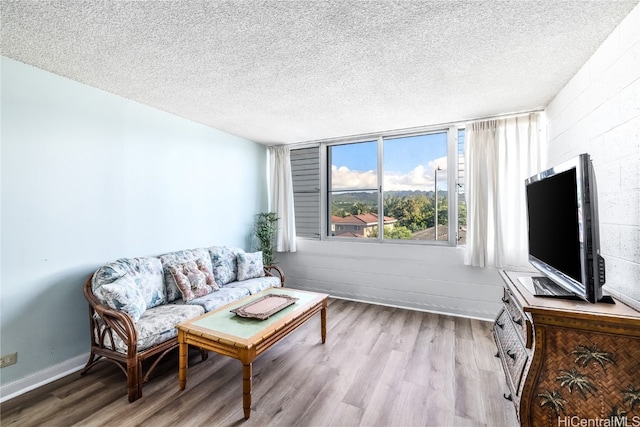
(268, 145), (297, 253)
(465, 113), (542, 268)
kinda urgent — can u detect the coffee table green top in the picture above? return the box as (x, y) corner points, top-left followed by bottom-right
(188, 288), (324, 340)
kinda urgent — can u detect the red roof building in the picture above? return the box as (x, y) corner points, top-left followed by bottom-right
(330, 213), (397, 237)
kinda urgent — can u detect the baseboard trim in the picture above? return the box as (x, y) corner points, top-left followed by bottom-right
(0, 353), (89, 403)
(329, 294), (495, 322)
(284, 283), (498, 321)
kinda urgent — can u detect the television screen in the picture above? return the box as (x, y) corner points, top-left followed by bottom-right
(526, 168), (581, 282)
(524, 153), (606, 303)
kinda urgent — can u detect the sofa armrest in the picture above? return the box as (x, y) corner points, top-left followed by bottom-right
(263, 265), (285, 286)
(83, 275), (139, 358)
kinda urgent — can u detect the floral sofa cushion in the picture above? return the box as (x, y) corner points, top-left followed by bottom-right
(159, 248), (212, 302)
(92, 273), (147, 321)
(92, 257), (166, 309)
(237, 251), (265, 281)
(224, 276), (280, 295)
(186, 286), (250, 312)
(101, 303), (205, 353)
(208, 246), (243, 287)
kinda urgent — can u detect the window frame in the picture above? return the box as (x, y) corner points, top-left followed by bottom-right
(319, 125), (464, 245)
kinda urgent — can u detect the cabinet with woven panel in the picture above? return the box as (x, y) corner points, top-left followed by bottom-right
(495, 270), (640, 427)
(493, 284), (532, 415)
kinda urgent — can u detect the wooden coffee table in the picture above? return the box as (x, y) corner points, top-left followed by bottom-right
(176, 287), (328, 419)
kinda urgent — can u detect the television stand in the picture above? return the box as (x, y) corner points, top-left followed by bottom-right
(494, 270), (640, 427)
(519, 276), (577, 297)
(517, 276), (615, 303)
(596, 294), (615, 303)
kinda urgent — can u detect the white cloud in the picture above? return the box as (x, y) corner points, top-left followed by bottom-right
(332, 156), (450, 192)
(384, 166), (428, 191)
(428, 156), (448, 172)
(331, 165), (377, 191)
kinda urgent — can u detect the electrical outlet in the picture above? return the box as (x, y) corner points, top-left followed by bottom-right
(0, 352), (17, 368)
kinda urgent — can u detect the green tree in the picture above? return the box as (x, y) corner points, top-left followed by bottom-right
(435, 195), (448, 226)
(384, 194), (434, 231)
(458, 201), (467, 226)
(370, 225), (413, 240)
(332, 206), (348, 217)
(349, 202), (372, 215)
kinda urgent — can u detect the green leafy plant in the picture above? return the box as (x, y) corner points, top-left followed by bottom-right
(254, 212), (279, 265)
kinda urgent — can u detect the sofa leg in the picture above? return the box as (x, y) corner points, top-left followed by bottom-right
(80, 351), (98, 376)
(200, 348), (208, 361)
(137, 361), (144, 400)
(127, 362), (139, 402)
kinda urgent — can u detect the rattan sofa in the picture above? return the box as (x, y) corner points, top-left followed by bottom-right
(81, 246), (284, 402)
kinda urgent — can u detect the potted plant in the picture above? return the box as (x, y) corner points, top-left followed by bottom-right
(254, 212), (279, 265)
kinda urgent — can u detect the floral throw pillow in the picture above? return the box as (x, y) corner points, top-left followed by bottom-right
(195, 258), (219, 291)
(237, 251), (265, 281)
(93, 273), (146, 322)
(168, 261), (215, 301)
(209, 246), (239, 286)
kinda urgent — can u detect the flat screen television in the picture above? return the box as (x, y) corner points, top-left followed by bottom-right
(523, 153), (607, 303)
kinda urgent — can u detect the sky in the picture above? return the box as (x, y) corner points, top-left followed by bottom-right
(330, 132), (450, 192)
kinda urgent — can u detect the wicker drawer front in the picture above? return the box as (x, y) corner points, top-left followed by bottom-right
(502, 288), (528, 344)
(494, 308), (529, 395)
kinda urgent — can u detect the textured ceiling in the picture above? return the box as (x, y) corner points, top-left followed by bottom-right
(2, 1), (638, 145)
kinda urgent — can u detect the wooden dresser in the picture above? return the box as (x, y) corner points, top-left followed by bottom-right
(494, 270), (640, 427)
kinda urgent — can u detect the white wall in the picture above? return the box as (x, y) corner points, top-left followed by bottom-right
(278, 240), (505, 321)
(544, 4), (640, 304)
(0, 57), (268, 392)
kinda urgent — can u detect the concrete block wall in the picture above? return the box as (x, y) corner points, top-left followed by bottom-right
(545, 3), (640, 304)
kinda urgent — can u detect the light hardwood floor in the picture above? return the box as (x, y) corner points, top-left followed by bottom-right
(1, 298), (518, 427)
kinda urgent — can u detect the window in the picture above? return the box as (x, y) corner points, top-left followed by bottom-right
(328, 140), (378, 238)
(291, 127), (465, 244)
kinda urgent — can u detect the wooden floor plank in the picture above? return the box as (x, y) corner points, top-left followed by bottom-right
(1, 298), (518, 427)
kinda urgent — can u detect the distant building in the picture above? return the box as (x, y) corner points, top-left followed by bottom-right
(331, 213), (397, 237)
